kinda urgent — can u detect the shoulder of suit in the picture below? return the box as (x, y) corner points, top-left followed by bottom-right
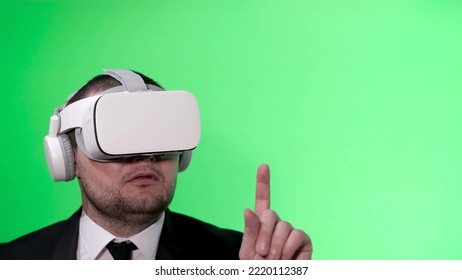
(0, 211), (79, 260)
(162, 210), (243, 259)
(166, 210), (243, 238)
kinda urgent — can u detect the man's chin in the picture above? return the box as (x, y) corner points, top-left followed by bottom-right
(118, 197), (170, 216)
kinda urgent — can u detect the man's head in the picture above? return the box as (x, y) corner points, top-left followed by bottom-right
(68, 71), (178, 226)
(44, 69), (200, 231)
(44, 69), (200, 181)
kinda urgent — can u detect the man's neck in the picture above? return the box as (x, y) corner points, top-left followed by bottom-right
(82, 203), (161, 237)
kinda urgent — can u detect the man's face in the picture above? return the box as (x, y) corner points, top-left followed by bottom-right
(74, 148), (179, 222)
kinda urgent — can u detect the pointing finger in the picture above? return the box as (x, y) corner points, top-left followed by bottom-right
(255, 164), (270, 217)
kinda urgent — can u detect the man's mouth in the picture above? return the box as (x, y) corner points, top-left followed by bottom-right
(126, 171), (160, 185)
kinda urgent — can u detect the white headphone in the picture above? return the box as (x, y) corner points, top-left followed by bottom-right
(44, 69), (193, 182)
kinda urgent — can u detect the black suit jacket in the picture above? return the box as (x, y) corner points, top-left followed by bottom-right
(0, 209), (243, 260)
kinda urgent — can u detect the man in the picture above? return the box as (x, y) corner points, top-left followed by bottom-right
(0, 69), (312, 260)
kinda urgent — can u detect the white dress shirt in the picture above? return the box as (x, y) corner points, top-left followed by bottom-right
(77, 210), (165, 260)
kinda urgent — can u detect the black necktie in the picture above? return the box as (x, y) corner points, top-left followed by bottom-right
(106, 241), (137, 260)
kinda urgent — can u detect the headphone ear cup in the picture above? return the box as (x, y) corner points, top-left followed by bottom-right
(60, 134), (75, 181)
(178, 151), (193, 172)
(44, 134), (75, 181)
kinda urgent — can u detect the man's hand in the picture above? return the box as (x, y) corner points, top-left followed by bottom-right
(239, 164), (313, 260)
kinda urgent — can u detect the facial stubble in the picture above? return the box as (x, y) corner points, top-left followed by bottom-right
(79, 166), (177, 225)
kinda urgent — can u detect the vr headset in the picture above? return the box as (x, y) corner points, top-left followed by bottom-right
(44, 69), (201, 181)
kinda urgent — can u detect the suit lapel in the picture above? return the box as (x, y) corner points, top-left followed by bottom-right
(155, 209), (181, 260)
(50, 209), (81, 260)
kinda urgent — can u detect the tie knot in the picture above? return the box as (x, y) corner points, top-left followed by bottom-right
(106, 241), (138, 260)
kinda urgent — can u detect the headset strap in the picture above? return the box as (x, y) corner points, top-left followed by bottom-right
(104, 69), (148, 92)
(65, 69), (164, 104)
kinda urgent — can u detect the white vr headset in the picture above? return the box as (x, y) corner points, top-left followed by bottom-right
(44, 69), (201, 181)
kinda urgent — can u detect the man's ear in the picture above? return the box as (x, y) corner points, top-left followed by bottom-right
(74, 155), (80, 178)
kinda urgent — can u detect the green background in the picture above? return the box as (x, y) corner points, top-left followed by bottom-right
(1, 0), (461, 259)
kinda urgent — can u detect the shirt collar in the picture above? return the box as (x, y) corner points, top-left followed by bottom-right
(79, 210), (165, 260)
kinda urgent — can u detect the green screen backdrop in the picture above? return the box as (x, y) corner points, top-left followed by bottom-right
(1, 0), (461, 259)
